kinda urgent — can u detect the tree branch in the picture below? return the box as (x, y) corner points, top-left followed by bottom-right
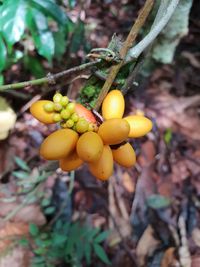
(0, 60), (101, 91)
(94, 0), (154, 110)
(126, 0), (180, 63)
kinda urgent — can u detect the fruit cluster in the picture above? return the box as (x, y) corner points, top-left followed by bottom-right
(30, 93), (97, 133)
(30, 90), (152, 181)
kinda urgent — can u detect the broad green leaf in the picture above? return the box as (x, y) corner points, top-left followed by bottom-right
(30, 0), (67, 25)
(26, 8), (55, 61)
(0, 35), (6, 71)
(29, 223), (39, 236)
(0, 0), (27, 45)
(53, 29), (67, 60)
(14, 156), (30, 171)
(68, 0), (76, 9)
(52, 233), (67, 246)
(41, 198), (51, 207)
(18, 237), (29, 247)
(23, 55), (45, 78)
(93, 243), (111, 265)
(12, 171), (29, 179)
(94, 231), (110, 243)
(147, 194), (171, 209)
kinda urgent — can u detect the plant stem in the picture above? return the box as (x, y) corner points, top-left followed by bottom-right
(94, 0), (154, 110)
(126, 0), (180, 62)
(0, 60), (101, 91)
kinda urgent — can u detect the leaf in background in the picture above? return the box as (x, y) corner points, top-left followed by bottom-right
(69, 19), (85, 53)
(26, 8), (55, 61)
(0, 74), (4, 85)
(94, 231), (110, 243)
(53, 29), (67, 60)
(147, 194), (171, 209)
(0, 0), (27, 45)
(44, 206), (56, 215)
(164, 128), (172, 144)
(30, 0), (67, 25)
(29, 223), (39, 236)
(0, 34), (7, 71)
(68, 0), (76, 9)
(14, 156), (30, 172)
(12, 171), (30, 179)
(23, 55), (45, 78)
(84, 242), (91, 265)
(93, 243), (111, 265)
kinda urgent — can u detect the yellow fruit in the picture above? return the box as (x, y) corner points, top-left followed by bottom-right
(89, 145), (113, 181)
(76, 132), (103, 162)
(30, 100), (55, 124)
(112, 142), (136, 168)
(102, 90), (125, 119)
(124, 115), (153, 138)
(98, 118), (130, 145)
(40, 129), (78, 160)
(59, 151), (83, 171)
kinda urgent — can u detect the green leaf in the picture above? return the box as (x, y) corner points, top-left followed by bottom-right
(0, 74), (4, 85)
(147, 194), (171, 209)
(53, 29), (67, 60)
(0, 0), (27, 45)
(29, 223), (39, 236)
(0, 35), (7, 71)
(164, 128), (172, 144)
(65, 223), (80, 255)
(26, 8), (55, 61)
(84, 242), (91, 265)
(52, 233), (67, 246)
(30, 0), (67, 25)
(41, 198), (51, 207)
(93, 243), (111, 265)
(23, 55), (45, 78)
(68, 0), (76, 9)
(69, 19), (85, 53)
(12, 171), (29, 179)
(14, 156), (30, 171)
(18, 237), (29, 247)
(94, 231), (110, 243)
(44, 206), (55, 215)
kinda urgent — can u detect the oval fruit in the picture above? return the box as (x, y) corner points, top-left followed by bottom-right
(76, 132), (103, 162)
(124, 115), (152, 138)
(40, 129), (78, 160)
(75, 103), (96, 123)
(98, 118), (130, 145)
(89, 145), (113, 181)
(30, 100), (55, 124)
(102, 90), (125, 119)
(59, 151), (83, 171)
(112, 142), (136, 168)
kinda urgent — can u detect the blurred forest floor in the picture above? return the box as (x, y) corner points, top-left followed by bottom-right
(0, 0), (200, 266)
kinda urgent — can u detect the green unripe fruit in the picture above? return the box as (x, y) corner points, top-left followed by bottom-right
(54, 103), (62, 112)
(76, 119), (89, 133)
(53, 93), (62, 103)
(66, 119), (74, 128)
(71, 113), (79, 122)
(43, 102), (54, 113)
(66, 102), (75, 114)
(53, 113), (62, 122)
(61, 96), (69, 107)
(61, 109), (70, 119)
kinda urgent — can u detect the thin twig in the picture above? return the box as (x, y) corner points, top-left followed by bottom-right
(94, 0), (154, 110)
(126, 0), (180, 62)
(0, 60), (101, 91)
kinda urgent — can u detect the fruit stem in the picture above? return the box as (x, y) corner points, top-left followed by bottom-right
(94, 0), (154, 111)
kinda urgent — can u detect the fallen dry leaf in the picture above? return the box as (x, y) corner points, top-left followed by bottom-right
(136, 225), (160, 267)
(121, 172), (135, 193)
(0, 222), (28, 252)
(160, 247), (176, 267)
(0, 246), (30, 267)
(0, 203), (46, 226)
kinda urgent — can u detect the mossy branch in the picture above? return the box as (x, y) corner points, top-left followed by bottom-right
(0, 60), (101, 91)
